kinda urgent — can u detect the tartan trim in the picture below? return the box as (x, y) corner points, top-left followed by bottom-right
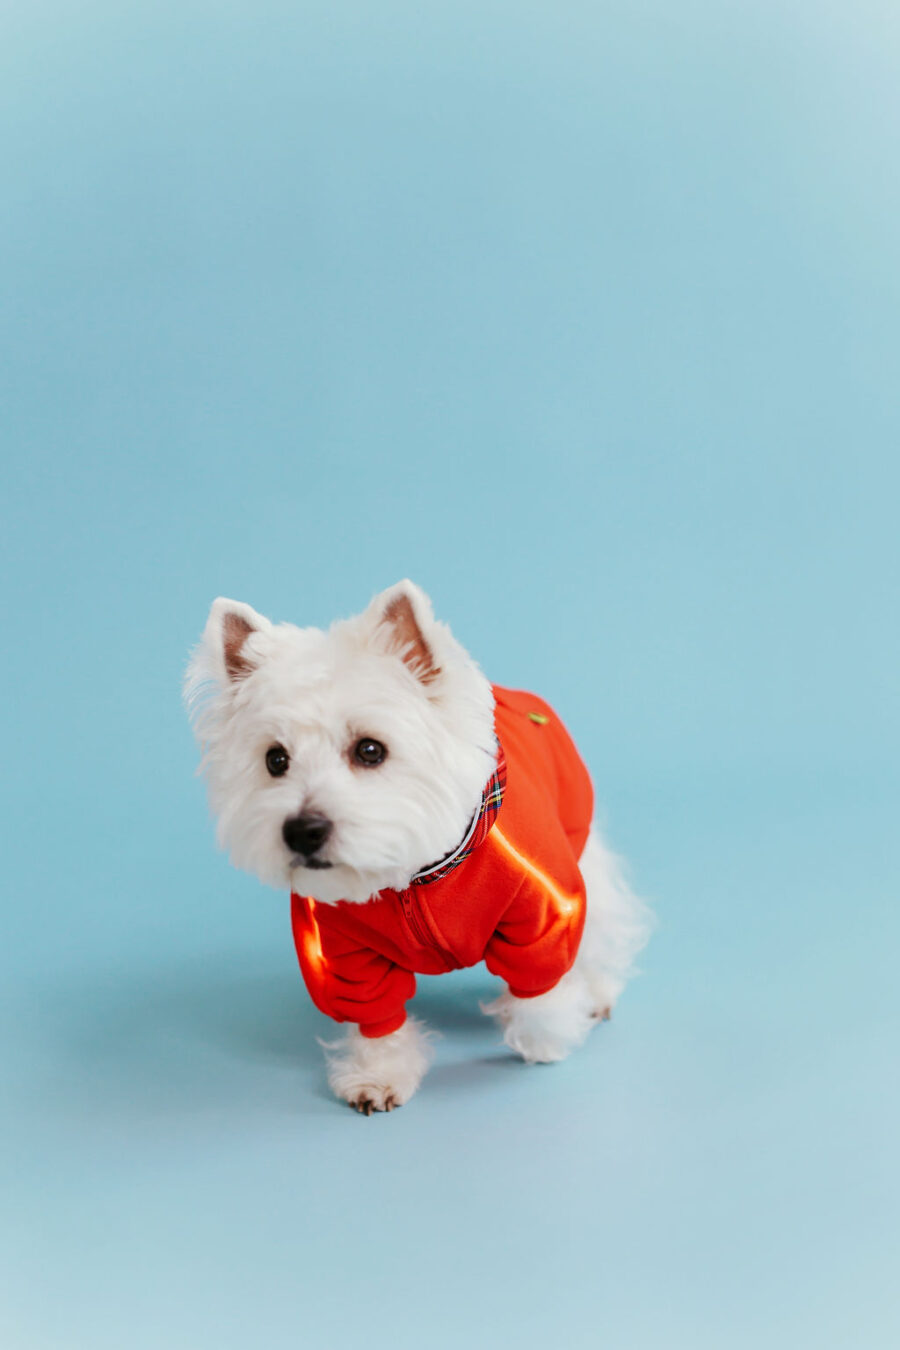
(412, 739), (508, 886)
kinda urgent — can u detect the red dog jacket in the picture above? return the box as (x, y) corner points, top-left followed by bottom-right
(290, 684), (594, 1037)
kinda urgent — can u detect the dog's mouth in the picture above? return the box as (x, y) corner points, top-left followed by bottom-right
(293, 856), (334, 870)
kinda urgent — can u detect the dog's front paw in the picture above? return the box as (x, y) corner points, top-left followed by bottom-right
(320, 1017), (434, 1114)
(482, 973), (596, 1064)
(346, 1084), (401, 1115)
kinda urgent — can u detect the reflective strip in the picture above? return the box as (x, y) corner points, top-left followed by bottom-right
(490, 826), (580, 917)
(300, 898), (326, 971)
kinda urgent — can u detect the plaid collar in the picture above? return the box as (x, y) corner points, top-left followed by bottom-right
(411, 739), (507, 886)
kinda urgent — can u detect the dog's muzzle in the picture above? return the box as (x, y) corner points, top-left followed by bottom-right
(282, 813), (334, 868)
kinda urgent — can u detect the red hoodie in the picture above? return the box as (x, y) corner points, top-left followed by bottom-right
(290, 684), (594, 1037)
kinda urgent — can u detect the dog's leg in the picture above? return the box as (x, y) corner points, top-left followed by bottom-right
(483, 825), (652, 1062)
(482, 968), (596, 1063)
(320, 1016), (434, 1113)
(575, 825), (653, 1019)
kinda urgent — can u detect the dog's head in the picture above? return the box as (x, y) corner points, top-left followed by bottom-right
(184, 580), (496, 903)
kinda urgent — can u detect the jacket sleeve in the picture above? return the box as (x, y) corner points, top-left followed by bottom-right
(291, 895), (415, 1038)
(483, 871), (586, 999)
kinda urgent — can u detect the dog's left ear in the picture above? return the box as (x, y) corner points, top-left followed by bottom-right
(364, 580), (442, 687)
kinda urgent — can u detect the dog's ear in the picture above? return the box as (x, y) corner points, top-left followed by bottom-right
(201, 597), (272, 684)
(364, 580), (442, 687)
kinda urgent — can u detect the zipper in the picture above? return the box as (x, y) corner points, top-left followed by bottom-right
(399, 888), (459, 969)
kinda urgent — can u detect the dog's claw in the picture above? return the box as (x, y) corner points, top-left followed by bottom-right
(350, 1091), (402, 1114)
(353, 1095), (400, 1114)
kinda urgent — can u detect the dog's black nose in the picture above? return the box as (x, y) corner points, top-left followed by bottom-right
(282, 813), (333, 857)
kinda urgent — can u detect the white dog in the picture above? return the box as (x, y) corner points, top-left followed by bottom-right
(185, 580), (651, 1112)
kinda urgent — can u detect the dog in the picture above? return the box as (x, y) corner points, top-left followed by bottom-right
(184, 579), (651, 1112)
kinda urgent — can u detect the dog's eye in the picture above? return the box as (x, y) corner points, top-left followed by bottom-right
(265, 744), (290, 777)
(353, 738), (387, 767)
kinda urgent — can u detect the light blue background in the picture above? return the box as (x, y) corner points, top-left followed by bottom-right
(2, 2), (898, 1346)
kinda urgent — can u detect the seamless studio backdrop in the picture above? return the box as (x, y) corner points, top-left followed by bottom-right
(2, 3), (898, 1348)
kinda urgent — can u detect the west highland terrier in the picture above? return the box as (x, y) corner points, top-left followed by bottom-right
(185, 580), (651, 1112)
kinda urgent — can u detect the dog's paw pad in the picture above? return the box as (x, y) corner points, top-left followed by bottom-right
(591, 1006), (612, 1021)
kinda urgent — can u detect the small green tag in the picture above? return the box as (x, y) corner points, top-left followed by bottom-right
(528, 711), (549, 725)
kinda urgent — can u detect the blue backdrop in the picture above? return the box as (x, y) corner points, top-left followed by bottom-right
(2, 3), (898, 1346)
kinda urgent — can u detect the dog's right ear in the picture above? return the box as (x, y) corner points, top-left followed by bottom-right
(186, 597), (272, 708)
(206, 598), (272, 682)
(184, 599), (274, 746)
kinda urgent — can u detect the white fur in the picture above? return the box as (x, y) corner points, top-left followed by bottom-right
(482, 968), (597, 1063)
(184, 579), (652, 1110)
(575, 826), (654, 1015)
(320, 1017), (434, 1113)
(184, 580), (497, 904)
